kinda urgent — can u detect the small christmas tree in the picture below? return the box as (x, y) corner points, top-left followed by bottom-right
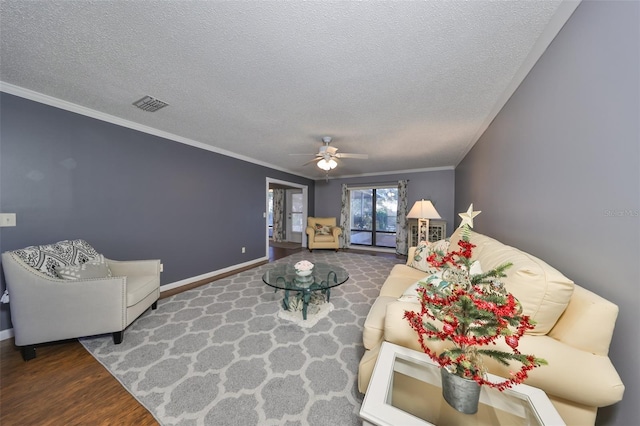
(404, 207), (547, 391)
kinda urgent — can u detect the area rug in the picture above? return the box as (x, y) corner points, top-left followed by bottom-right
(80, 251), (403, 426)
(277, 301), (334, 329)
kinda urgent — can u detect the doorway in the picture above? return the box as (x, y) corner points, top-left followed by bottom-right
(266, 178), (308, 257)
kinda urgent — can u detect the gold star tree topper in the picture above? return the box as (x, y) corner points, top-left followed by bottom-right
(458, 204), (481, 228)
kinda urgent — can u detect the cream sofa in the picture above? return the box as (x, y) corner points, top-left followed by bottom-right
(359, 228), (625, 425)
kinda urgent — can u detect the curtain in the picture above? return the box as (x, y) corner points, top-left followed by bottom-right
(339, 184), (350, 248)
(272, 189), (285, 242)
(395, 180), (409, 255)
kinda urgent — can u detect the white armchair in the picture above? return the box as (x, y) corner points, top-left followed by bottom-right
(1, 239), (160, 360)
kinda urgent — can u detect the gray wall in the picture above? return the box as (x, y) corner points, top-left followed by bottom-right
(0, 92), (314, 331)
(455, 1), (639, 424)
(314, 169), (455, 235)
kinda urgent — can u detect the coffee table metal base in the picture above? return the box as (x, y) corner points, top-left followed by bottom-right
(280, 287), (330, 320)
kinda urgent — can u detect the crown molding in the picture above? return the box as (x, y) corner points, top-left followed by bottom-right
(0, 81), (313, 179)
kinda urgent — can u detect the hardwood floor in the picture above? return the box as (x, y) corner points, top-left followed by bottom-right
(268, 244), (304, 261)
(0, 246), (402, 425)
(0, 338), (157, 425)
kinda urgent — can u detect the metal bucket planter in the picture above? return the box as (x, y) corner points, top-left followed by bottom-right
(440, 368), (481, 414)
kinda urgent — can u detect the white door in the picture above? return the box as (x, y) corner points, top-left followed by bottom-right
(286, 189), (303, 243)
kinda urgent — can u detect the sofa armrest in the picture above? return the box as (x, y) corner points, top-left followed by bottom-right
(508, 335), (624, 408)
(107, 258), (160, 277)
(331, 226), (343, 238)
(548, 284), (618, 356)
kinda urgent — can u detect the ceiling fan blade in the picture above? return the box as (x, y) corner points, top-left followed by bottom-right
(302, 157), (321, 166)
(335, 153), (369, 159)
(289, 153), (318, 156)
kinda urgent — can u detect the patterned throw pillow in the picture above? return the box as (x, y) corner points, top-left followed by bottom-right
(410, 241), (431, 271)
(398, 260), (482, 303)
(398, 273), (440, 303)
(12, 239), (99, 278)
(56, 255), (112, 280)
(315, 224), (332, 235)
(410, 239), (450, 272)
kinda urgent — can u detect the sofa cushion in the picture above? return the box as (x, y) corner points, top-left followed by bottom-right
(449, 228), (574, 335)
(379, 266), (429, 298)
(12, 239), (99, 278)
(127, 275), (160, 307)
(313, 234), (335, 242)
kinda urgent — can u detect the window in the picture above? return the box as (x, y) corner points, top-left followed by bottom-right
(290, 192), (304, 234)
(350, 186), (398, 248)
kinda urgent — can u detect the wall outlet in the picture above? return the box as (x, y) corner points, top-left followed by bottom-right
(242, 247), (246, 253)
(0, 213), (16, 227)
(160, 263), (164, 272)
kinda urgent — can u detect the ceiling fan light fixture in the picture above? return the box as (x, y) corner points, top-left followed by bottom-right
(317, 158), (337, 171)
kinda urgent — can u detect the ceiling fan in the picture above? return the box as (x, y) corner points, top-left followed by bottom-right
(291, 136), (369, 171)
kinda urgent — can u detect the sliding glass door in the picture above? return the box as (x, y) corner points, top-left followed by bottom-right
(350, 187), (398, 248)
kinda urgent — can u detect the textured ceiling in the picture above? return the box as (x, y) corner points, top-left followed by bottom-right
(0, 1), (579, 179)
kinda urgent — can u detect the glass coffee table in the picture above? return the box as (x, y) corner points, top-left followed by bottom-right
(360, 342), (565, 426)
(262, 262), (349, 320)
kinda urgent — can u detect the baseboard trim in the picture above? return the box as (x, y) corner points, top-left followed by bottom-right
(0, 328), (14, 342)
(160, 256), (269, 294)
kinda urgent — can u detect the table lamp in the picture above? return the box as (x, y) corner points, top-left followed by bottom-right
(406, 199), (441, 243)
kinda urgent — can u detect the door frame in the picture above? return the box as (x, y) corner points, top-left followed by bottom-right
(266, 178), (308, 256)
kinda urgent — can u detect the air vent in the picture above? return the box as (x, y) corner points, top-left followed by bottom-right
(132, 95), (169, 112)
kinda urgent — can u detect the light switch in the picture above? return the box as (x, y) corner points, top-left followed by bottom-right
(0, 213), (16, 227)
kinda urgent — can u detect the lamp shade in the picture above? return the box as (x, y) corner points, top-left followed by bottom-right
(407, 199), (441, 219)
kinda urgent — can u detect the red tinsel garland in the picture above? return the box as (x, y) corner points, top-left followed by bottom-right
(404, 236), (545, 391)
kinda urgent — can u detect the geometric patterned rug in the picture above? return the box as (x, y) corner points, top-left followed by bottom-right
(80, 250), (404, 426)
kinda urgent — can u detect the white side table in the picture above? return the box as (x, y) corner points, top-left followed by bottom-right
(360, 342), (565, 426)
